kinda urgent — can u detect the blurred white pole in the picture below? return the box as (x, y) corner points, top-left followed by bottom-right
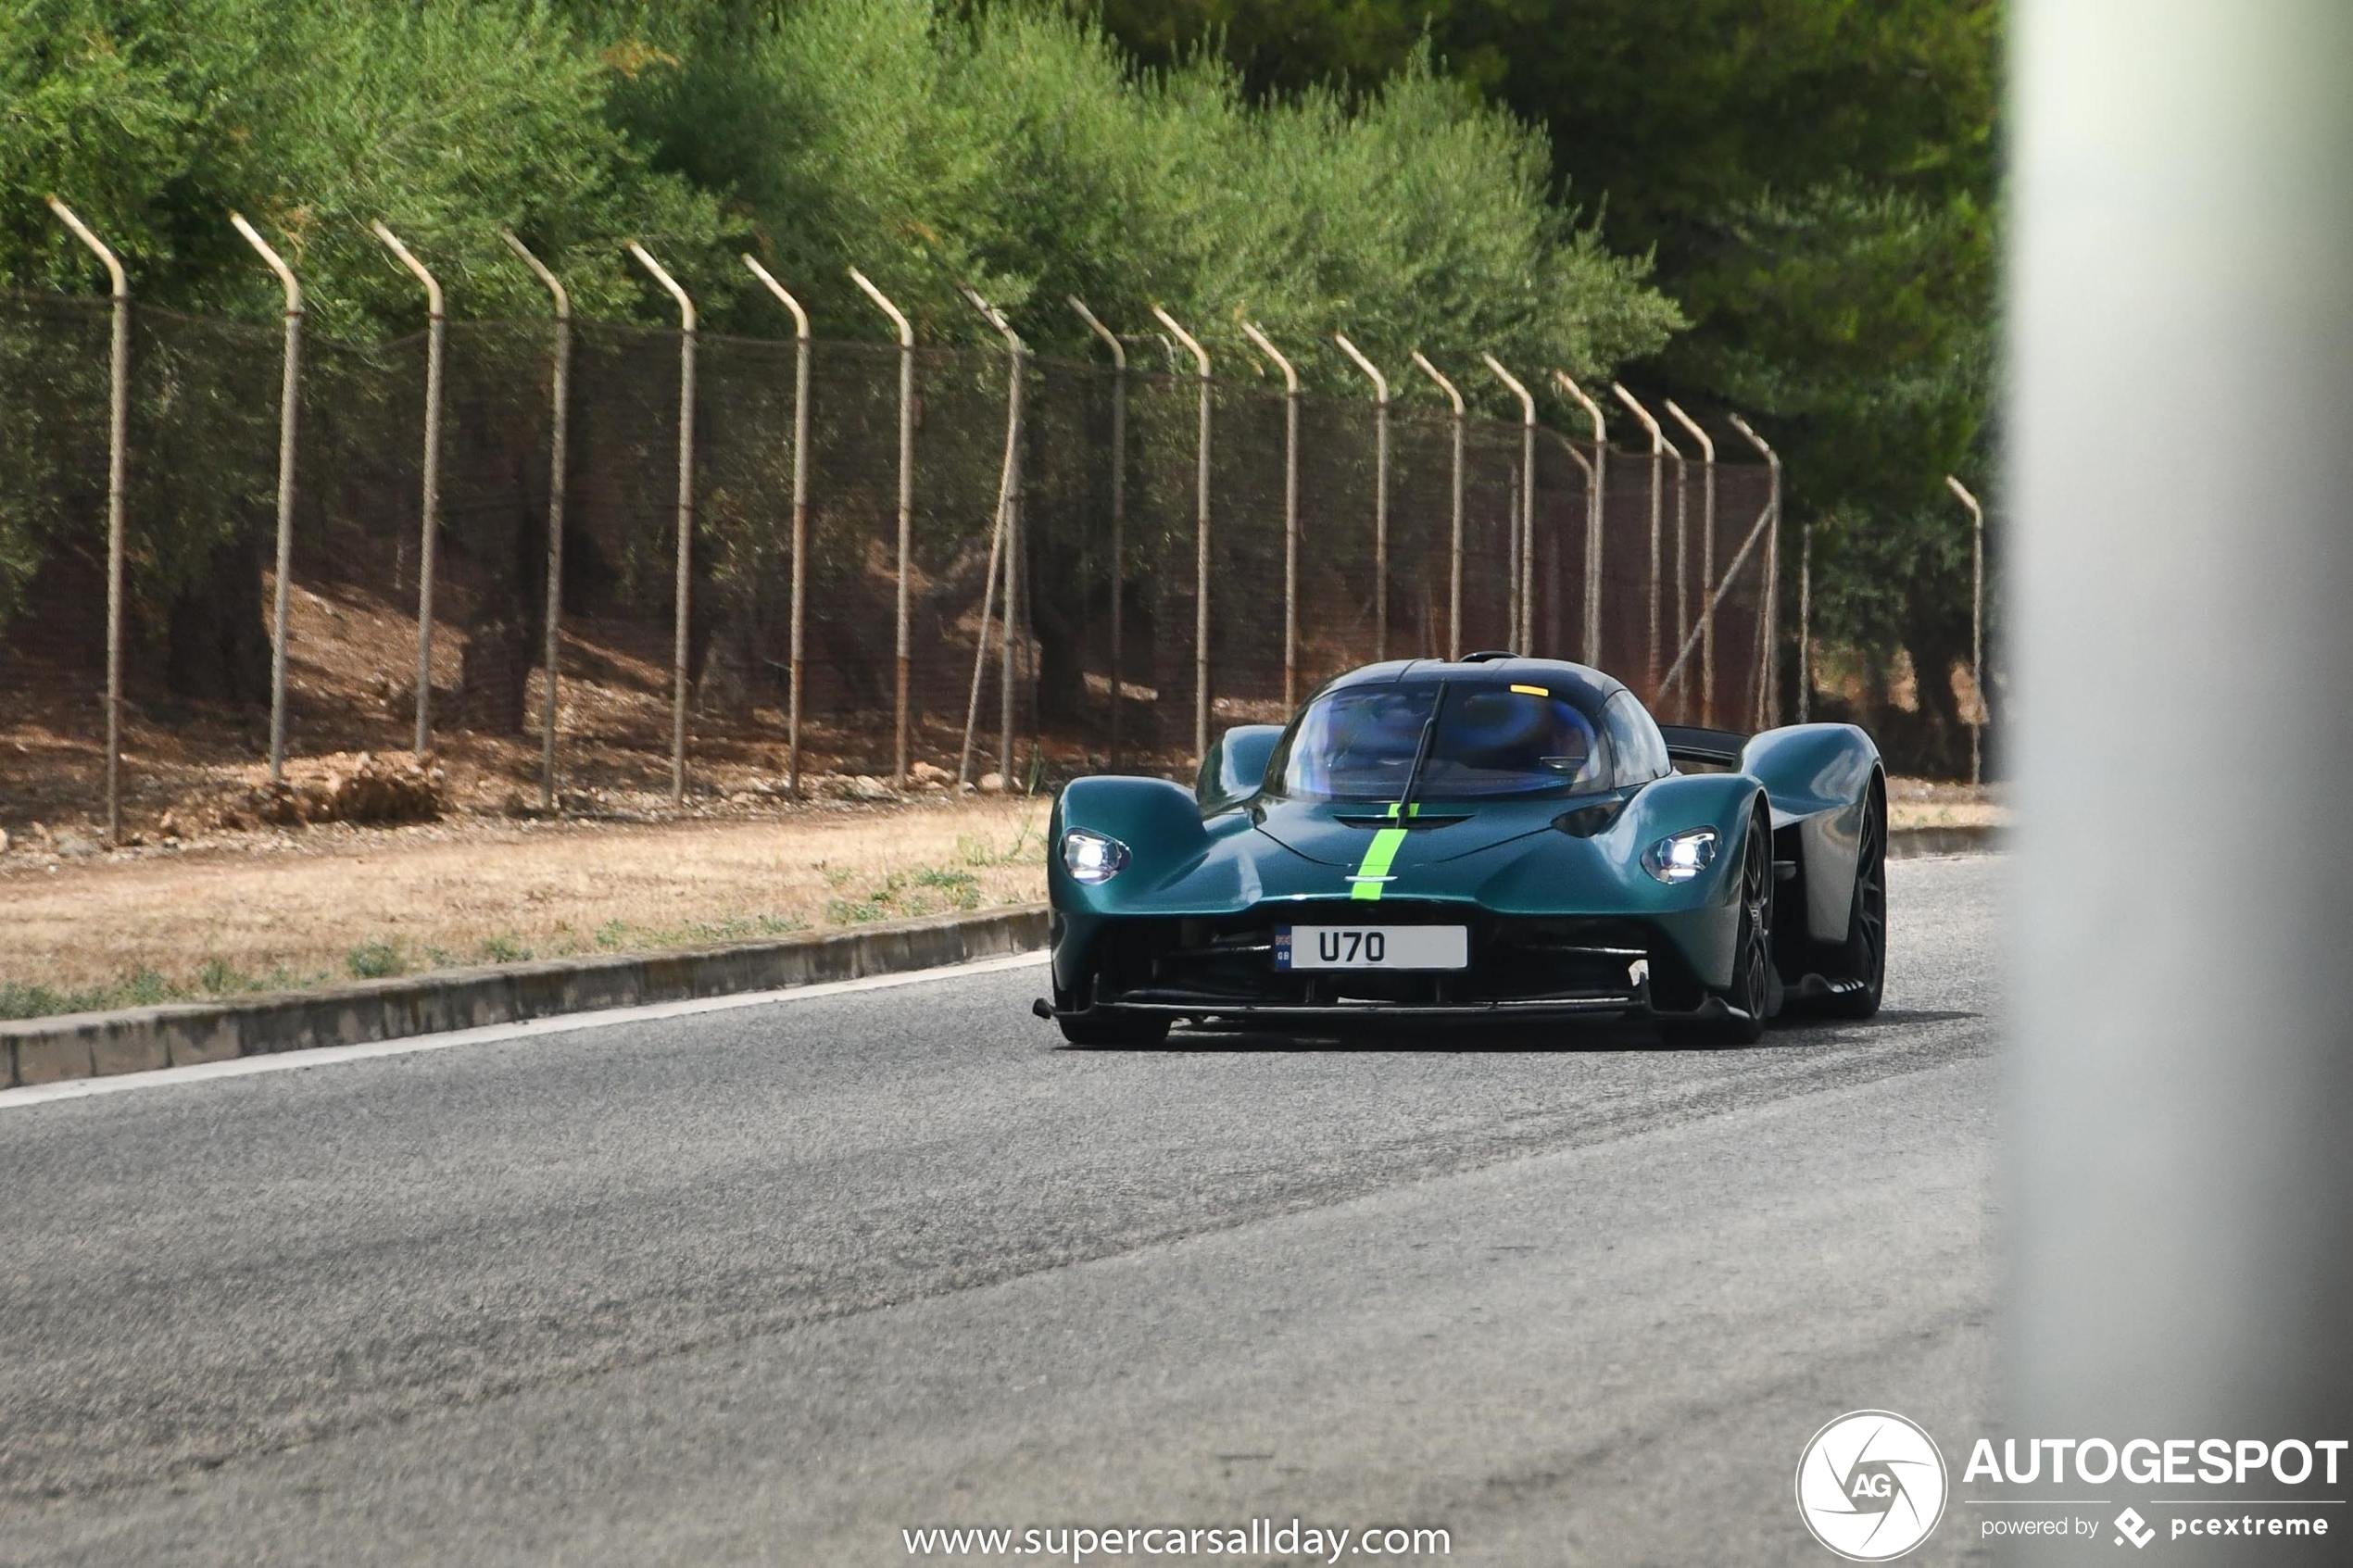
(1151, 306), (1213, 759)
(1333, 333), (1390, 661)
(1667, 401), (1717, 727)
(849, 268), (914, 786)
(1944, 474), (1985, 785)
(370, 223), (444, 757)
(1411, 352), (1466, 659)
(630, 244), (697, 804)
(504, 232), (571, 813)
(1242, 323), (1302, 707)
(742, 257), (810, 797)
(2009, 0), (2353, 1514)
(46, 198), (128, 846)
(1070, 297), (1128, 765)
(1554, 371), (1607, 666)
(230, 213), (300, 784)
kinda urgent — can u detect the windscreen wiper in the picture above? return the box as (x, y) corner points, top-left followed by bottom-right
(1392, 681), (1449, 825)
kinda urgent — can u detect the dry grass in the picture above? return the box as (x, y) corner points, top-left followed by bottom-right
(1885, 775), (2006, 830)
(0, 796), (1049, 1016)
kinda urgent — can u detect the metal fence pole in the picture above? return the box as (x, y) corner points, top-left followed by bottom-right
(230, 213), (301, 784)
(502, 232), (572, 811)
(956, 320), (1020, 790)
(1242, 323), (1302, 707)
(849, 268), (915, 785)
(1070, 297), (1126, 766)
(1667, 401), (1718, 726)
(45, 198), (128, 846)
(1654, 478), (1780, 707)
(959, 286), (1026, 786)
(1332, 333), (1390, 661)
(369, 223), (445, 756)
(1151, 307), (1213, 759)
(1945, 474), (1986, 784)
(629, 243), (697, 804)
(1612, 384), (1671, 702)
(1730, 415), (1786, 725)
(743, 257), (811, 796)
(1539, 430), (1595, 664)
(1554, 371), (1607, 667)
(1481, 355), (1538, 653)
(1410, 352), (1466, 660)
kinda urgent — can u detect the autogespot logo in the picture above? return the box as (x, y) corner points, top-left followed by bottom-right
(1796, 1411), (1951, 1562)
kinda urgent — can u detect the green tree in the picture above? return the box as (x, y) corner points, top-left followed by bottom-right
(1095, 0), (2003, 769)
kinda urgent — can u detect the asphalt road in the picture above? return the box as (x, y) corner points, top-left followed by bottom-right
(0, 853), (1999, 1567)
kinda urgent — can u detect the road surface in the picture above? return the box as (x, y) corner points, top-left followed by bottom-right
(0, 853), (1999, 1565)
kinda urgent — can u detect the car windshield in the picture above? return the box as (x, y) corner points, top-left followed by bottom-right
(1270, 681), (1613, 802)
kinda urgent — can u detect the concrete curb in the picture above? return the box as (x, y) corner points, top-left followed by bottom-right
(1, 905), (1051, 1091)
(1886, 823), (2001, 859)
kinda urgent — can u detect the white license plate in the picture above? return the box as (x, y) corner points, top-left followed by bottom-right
(1277, 924), (1468, 971)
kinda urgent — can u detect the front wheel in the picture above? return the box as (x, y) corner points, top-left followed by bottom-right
(1056, 1010), (1171, 1047)
(1660, 810), (1775, 1047)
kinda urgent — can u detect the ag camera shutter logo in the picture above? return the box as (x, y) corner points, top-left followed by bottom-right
(1795, 1411), (1949, 1561)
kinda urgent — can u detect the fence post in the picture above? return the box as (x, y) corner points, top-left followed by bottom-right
(1945, 474), (1986, 784)
(502, 232), (572, 813)
(369, 223), (445, 756)
(1611, 385), (1672, 703)
(45, 199), (129, 846)
(957, 299), (1020, 790)
(229, 213), (301, 784)
(1241, 323), (1302, 708)
(849, 269), (915, 786)
(1069, 297), (1127, 766)
(1332, 333), (1390, 662)
(1667, 402), (1718, 726)
(1729, 415), (1785, 726)
(1481, 355), (1538, 653)
(1410, 352), (1466, 660)
(743, 257), (811, 797)
(1554, 372), (1608, 667)
(1653, 470), (1780, 709)
(628, 244), (697, 804)
(958, 285), (1026, 788)
(1151, 307), (1213, 759)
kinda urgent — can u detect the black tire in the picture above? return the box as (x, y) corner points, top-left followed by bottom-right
(1815, 783), (1887, 1019)
(1056, 1010), (1171, 1047)
(1660, 809), (1774, 1047)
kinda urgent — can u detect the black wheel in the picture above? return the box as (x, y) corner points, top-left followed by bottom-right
(1660, 809), (1775, 1047)
(1056, 1010), (1171, 1047)
(1815, 784), (1887, 1019)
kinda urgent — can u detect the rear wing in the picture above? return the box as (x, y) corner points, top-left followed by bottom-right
(1658, 724), (1748, 771)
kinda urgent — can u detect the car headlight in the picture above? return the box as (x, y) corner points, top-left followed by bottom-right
(1061, 828), (1130, 885)
(1642, 826), (1718, 884)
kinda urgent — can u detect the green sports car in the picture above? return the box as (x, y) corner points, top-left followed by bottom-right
(1032, 652), (1887, 1047)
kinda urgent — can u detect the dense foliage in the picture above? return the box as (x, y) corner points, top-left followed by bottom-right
(1, 0), (1676, 373)
(1096, 0), (2003, 761)
(3, 0), (2002, 767)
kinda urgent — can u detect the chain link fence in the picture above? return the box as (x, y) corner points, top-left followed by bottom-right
(0, 290), (1779, 831)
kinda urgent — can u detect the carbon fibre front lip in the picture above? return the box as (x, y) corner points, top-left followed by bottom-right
(1029, 988), (1755, 1027)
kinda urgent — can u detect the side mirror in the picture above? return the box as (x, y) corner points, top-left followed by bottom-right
(1196, 724), (1283, 814)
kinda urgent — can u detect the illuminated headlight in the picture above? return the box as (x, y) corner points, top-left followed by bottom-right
(1642, 827), (1718, 884)
(1061, 828), (1130, 885)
